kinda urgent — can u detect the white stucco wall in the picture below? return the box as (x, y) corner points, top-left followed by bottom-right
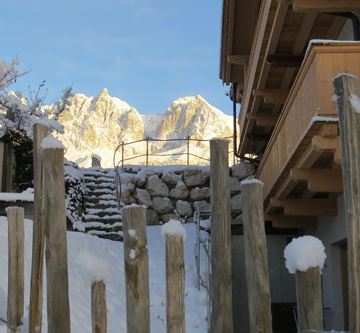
(316, 195), (347, 331)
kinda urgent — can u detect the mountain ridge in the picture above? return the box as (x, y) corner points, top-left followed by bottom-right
(55, 90), (234, 167)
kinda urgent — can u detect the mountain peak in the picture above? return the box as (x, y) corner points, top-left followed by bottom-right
(98, 88), (110, 97)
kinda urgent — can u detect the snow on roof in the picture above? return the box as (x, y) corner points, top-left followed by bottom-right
(0, 188), (34, 202)
(161, 219), (187, 239)
(41, 135), (64, 149)
(306, 40), (360, 58)
(76, 251), (111, 284)
(284, 235), (327, 274)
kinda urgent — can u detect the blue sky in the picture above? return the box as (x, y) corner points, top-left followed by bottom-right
(1, 0), (232, 115)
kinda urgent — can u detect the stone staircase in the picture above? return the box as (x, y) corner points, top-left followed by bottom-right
(82, 168), (123, 241)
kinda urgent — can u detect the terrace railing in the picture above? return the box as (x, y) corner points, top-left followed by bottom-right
(113, 136), (237, 169)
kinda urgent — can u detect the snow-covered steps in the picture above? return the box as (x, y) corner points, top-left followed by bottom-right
(81, 168), (123, 241)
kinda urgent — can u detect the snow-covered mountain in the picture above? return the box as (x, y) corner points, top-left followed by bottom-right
(55, 89), (234, 167)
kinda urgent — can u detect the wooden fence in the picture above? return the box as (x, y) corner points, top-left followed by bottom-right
(5, 95), (360, 332)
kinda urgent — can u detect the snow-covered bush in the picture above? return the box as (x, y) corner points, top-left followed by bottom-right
(0, 57), (73, 191)
(64, 162), (85, 231)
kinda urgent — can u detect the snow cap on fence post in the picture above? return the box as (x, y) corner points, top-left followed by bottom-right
(161, 219), (187, 240)
(284, 235), (326, 274)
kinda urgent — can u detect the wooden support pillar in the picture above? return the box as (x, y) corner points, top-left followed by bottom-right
(91, 281), (107, 333)
(165, 234), (185, 333)
(42, 139), (71, 333)
(29, 123), (48, 333)
(241, 180), (273, 333)
(122, 206), (150, 333)
(295, 267), (323, 332)
(334, 74), (360, 332)
(6, 207), (24, 333)
(209, 139), (233, 333)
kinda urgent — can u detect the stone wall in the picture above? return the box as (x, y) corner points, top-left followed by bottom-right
(118, 163), (255, 225)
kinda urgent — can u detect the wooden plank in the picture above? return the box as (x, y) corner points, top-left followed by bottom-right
(296, 267), (323, 332)
(165, 234), (185, 333)
(241, 180), (273, 333)
(334, 74), (360, 332)
(271, 198), (337, 216)
(247, 113), (277, 127)
(6, 207), (24, 333)
(266, 55), (304, 68)
(253, 89), (289, 105)
(210, 139), (233, 333)
(29, 123), (48, 333)
(293, 0), (360, 12)
(291, 168), (343, 193)
(266, 213), (316, 229)
(43, 143), (71, 333)
(238, 0), (273, 144)
(122, 206), (150, 333)
(92, 281), (107, 333)
(228, 54), (249, 65)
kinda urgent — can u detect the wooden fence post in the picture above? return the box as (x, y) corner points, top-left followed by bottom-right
(6, 207), (24, 333)
(209, 138), (233, 333)
(122, 206), (150, 333)
(29, 123), (48, 333)
(240, 180), (273, 333)
(42, 138), (70, 333)
(165, 234), (185, 333)
(295, 267), (323, 332)
(334, 74), (360, 332)
(91, 281), (107, 333)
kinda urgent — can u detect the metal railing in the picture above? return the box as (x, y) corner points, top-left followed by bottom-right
(113, 136), (237, 169)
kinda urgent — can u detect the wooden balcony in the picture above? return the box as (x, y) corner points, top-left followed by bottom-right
(256, 42), (360, 216)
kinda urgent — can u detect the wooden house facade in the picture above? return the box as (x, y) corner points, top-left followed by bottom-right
(220, 1), (360, 331)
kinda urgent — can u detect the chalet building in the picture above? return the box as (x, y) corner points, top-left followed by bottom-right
(220, 1), (360, 331)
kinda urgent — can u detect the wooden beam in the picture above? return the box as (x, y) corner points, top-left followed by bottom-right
(293, 0), (360, 12)
(266, 55), (304, 68)
(270, 198), (337, 216)
(290, 168), (343, 193)
(228, 54), (249, 66)
(253, 89), (289, 104)
(247, 113), (277, 127)
(265, 213), (316, 229)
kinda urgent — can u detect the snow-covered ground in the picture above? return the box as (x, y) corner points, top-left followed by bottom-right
(0, 218), (208, 332)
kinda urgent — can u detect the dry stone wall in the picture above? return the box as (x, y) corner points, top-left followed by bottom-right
(118, 163), (255, 225)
